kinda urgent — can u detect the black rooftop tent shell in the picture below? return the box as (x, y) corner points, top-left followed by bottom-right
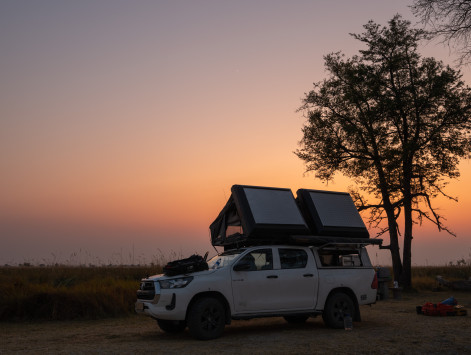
(296, 188), (370, 239)
(210, 185), (310, 247)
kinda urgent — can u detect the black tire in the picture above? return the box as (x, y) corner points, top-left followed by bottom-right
(187, 297), (226, 340)
(283, 315), (309, 324)
(156, 319), (186, 333)
(322, 292), (355, 329)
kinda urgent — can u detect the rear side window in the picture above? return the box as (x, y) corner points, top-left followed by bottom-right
(279, 249), (308, 269)
(318, 248), (363, 267)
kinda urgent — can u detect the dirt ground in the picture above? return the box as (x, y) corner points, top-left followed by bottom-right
(1, 290), (470, 355)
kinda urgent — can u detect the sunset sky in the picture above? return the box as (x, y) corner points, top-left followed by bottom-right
(1, 0), (470, 266)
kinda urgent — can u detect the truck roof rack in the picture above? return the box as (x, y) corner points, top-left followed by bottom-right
(216, 234), (382, 251)
(290, 235), (382, 247)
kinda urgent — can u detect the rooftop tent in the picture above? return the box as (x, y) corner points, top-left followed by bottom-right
(210, 185), (310, 246)
(296, 189), (369, 239)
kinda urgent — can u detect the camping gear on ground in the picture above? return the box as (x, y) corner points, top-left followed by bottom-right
(210, 185), (381, 249)
(453, 305), (468, 316)
(389, 281), (403, 299)
(343, 313), (353, 330)
(376, 267), (391, 300)
(417, 296), (467, 316)
(440, 296), (457, 305)
(163, 254), (208, 276)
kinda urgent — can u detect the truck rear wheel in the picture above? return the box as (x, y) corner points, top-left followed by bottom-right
(156, 319), (186, 333)
(322, 292), (355, 329)
(187, 297), (226, 340)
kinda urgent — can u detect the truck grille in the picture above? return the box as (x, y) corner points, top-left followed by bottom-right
(137, 281), (156, 300)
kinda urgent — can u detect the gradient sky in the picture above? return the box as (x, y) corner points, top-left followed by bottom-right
(1, 0), (470, 266)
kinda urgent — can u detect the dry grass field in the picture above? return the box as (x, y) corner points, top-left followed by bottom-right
(2, 264), (470, 322)
(1, 290), (470, 355)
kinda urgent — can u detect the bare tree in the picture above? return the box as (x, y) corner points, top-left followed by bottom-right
(297, 15), (471, 288)
(412, 0), (471, 65)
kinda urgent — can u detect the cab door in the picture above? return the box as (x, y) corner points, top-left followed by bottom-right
(274, 247), (317, 310)
(231, 248), (280, 313)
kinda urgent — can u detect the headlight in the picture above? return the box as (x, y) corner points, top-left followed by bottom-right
(159, 276), (193, 289)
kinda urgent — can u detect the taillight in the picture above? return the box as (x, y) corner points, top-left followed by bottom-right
(371, 272), (378, 289)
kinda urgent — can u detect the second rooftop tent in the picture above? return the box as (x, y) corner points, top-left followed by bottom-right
(295, 188), (370, 239)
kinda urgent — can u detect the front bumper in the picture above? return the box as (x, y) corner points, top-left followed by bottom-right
(135, 278), (189, 320)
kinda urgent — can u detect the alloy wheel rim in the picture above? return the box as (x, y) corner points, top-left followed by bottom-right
(201, 306), (220, 330)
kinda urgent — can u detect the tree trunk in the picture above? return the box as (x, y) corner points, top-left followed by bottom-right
(399, 192), (413, 288)
(402, 230), (412, 288)
(384, 199), (403, 282)
(385, 206), (402, 283)
(400, 155), (414, 289)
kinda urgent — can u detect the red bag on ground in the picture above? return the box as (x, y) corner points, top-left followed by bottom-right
(421, 302), (456, 316)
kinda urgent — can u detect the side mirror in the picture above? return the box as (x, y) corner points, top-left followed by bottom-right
(233, 261), (252, 272)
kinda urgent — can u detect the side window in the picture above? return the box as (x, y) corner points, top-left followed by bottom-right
(279, 249), (308, 269)
(236, 249), (273, 271)
(319, 249), (363, 267)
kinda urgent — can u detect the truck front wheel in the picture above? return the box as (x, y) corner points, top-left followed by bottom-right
(187, 297), (226, 340)
(156, 319), (186, 333)
(322, 292), (355, 329)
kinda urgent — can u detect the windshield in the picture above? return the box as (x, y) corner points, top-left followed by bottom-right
(207, 250), (244, 270)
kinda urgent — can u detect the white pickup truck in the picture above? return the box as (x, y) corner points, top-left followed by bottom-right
(135, 243), (378, 340)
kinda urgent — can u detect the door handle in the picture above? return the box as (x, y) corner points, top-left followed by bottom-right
(303, 274), (314, 277)
(266, 275), (278, 279)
